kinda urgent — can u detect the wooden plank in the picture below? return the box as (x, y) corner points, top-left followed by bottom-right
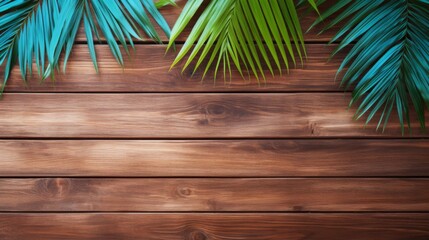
(1, 140), (429, 177)
(4, 45), (344, 92)
(1, 178), (428, 211)
(1, 214), (428, 240)
(74, 0), (338, 43)
(0, 93), (427, 138)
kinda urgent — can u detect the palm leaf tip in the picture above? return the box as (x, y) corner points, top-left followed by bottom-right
(168, 0), (317, 82)
(313, 0), (429, 132)
(155, 0), (177, 9)
(0, 0), (171, 94)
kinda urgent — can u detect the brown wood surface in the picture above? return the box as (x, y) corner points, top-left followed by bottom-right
(1, 140), (428, 177)
(1, 214), (428, 240)
(1, 178), (428, 211)
(3, 44), (344, 93)
(75, 0), (339, 43)
(0, 93), (427, 138)
(1, 0), (428, 238)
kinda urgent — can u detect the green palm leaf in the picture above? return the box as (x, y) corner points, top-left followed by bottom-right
(155, 0), (177, 8)
(0, 0), (171, 94)
(311, 0), (429, 133)
(168, 0), (318, 82)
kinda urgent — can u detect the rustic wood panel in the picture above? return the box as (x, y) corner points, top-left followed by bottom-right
(1, 140), (429, 177)
(0, 0), (426, 238)
(0, 93), (427, 138)
(75, 0), (339, 43)
(3, 45), (344, 92)
(1, 214), (428, 240)
(1, 178), (428, 211)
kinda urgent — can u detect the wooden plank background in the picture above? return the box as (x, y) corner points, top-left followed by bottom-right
(0, 0), (428, 239)
(2, 140), (428, 177)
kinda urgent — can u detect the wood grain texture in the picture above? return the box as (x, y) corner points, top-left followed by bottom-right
(1, 140), (429, 177)
(0, 93), (427, 138)
(1, 214), (428, 240)
(74, 0), (339, 43)
(1, 178), (428, 211)
(0, 0), (426, 238)
(3, 45), (344, 92)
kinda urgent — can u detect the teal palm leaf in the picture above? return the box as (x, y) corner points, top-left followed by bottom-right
(0, 0), (171, 93)
(168, 0), (318, 82)
(312, 0), (429, 133)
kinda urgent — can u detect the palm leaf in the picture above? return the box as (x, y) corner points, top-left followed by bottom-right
(155, 0), (177, 8)
(0, 0), (171, 94)
(168, 0), (318, 83)
(311, 0), (429, 133)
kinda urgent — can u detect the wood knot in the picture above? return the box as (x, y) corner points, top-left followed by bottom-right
(197, 102), (228, 126)
(197, 101), (251, 126)
(200, 102), (228, 116)
(186, 230), (208, 240)
(308, 121), (320, 135)
(177, 187), (193, 197)
(34, 178), (72, 199)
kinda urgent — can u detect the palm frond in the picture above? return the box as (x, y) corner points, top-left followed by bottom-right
(0, 0), (171, 94)
(312, 0), (429, 133)
(168, 0), (318, 82)
(155, 0), (177, 9)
